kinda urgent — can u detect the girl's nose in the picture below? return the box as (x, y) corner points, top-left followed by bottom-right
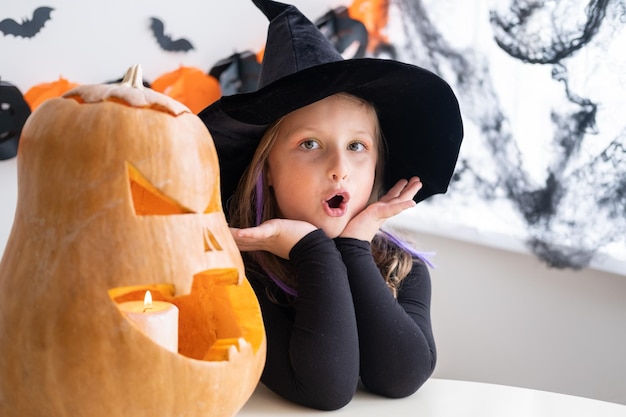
(328, 151), (349, 181)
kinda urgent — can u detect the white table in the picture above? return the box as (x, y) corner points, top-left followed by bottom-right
(237, 378), (626, 416)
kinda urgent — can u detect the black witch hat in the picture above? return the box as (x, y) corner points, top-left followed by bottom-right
(198, 0), (463, 205)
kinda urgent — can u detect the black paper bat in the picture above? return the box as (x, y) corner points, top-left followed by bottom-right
(0, 6), (54, 38)
(150, 17), (194, 52)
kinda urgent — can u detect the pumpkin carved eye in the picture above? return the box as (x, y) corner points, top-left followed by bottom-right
(127, 162), (225, 253)
(128, 163), (194, 215)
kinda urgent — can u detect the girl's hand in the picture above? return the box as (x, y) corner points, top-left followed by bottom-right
(340, 177), (422, 242)
(230, 219), (317, 259)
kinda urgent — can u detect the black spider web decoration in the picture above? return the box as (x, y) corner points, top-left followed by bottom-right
(386, 0), (626, 271)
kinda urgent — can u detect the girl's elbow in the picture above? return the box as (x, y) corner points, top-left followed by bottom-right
(266, 371), (358, 411)
(292, 381), (356, 411)
(366, 371), (431, 399)
(307, 390), (354, 411)
(362, 354), (436, 399)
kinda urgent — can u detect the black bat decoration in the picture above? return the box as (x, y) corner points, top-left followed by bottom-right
(150, 17), (194, 52)
(0, 6), (54, 38)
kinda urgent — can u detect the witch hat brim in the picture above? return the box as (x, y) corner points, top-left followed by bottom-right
(198, 0), (463, 205)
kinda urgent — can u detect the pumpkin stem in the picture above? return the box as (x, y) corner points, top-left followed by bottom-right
(121, 64), (145, 90)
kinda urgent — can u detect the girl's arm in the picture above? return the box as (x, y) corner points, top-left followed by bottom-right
(247, 230), (360, 410)
(334, 237), (436, 398)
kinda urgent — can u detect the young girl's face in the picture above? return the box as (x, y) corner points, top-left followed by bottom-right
(267, 94), (378, 238)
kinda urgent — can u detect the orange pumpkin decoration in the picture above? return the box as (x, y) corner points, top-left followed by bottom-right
(151, 65), (222, 113)
(348, 0), (390, 53)
(0, 65), (265, 417)
(23, 76), (80, 111)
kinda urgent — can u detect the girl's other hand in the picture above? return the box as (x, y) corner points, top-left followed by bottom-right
(230, 219), (317, 259)
(340, 176), (422, 242)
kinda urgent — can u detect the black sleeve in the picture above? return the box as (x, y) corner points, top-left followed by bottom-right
(247, 229), (360, 410)
(334, 237), (436, 398)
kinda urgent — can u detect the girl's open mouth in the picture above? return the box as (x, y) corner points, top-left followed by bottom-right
(327, 194), (344, 209)
(323, 192), (348, 216)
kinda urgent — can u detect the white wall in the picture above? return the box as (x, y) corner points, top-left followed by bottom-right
(1, 0), (347, 92)
(0, 159), (17, 249)
(2, 0), (625, 407)
(398, 229), (626, 406)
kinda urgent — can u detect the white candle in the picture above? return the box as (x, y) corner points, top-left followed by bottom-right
(117, 290), (179, 353)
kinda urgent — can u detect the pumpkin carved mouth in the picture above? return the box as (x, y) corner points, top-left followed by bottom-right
(110, 266), (262, 362)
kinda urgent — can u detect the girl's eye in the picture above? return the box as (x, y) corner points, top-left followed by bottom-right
(348, 141), (367, 152)
(300, 139), (320, 150)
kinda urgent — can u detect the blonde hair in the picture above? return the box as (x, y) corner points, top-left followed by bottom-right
(228, 93), (415, 299)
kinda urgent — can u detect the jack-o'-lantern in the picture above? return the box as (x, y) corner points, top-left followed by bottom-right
(0, 65), (266, 417)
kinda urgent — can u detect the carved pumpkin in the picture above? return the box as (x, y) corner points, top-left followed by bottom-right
(0, 65), (266, 417)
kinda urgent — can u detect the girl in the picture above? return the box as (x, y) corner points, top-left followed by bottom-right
(199, 0), (463, 411)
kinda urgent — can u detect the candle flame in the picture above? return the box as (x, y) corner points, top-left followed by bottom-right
(144, 290), (153, 307)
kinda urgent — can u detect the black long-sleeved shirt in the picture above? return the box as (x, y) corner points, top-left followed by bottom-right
(246, 229), (436, 410)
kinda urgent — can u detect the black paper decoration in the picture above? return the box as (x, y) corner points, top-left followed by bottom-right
(0, 81), (31, 160)
(315, 6), (368, 59)
(209, 51), (261, 96)
(149, 17), (194, 52)
(0, 6), (54, 38)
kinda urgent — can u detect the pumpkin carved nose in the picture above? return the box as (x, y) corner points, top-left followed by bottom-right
(203, 227), (223, 252)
